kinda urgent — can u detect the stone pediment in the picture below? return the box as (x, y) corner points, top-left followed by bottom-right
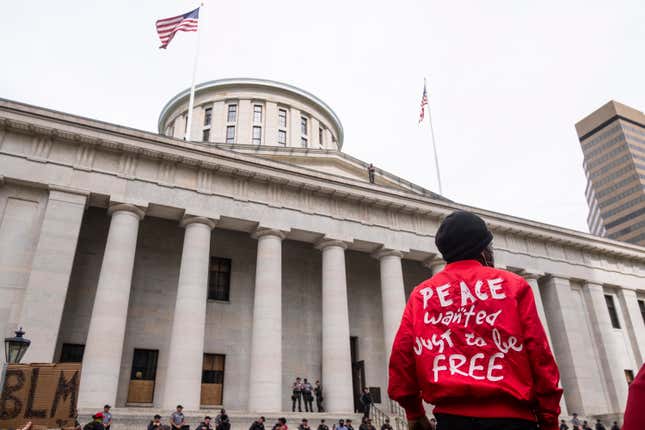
(214, 143), (446, 201)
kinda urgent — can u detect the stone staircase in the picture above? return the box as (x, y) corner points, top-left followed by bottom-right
(78, 408), (363, 430)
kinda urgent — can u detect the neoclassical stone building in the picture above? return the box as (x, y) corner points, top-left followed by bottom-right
(0, 79), (644, 422)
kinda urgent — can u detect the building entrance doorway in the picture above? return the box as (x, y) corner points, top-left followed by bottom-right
(350, 336), (366, 413)
(127, 349), (158, 404)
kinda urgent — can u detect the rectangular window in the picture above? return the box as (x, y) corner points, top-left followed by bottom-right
(130, 349), (158, 381)
(204, 107), (212, 126)
(252, 126), (262, 145)
(278, 130), (287, 145)
(208, 257), (232, 301)
(59, 343), (85, 363)
(226, 126), (235, 144)
(605, 294), (621, 329)
(202, 128), (210, 142)
(639, 299), (645, 325)
(278, 109), (287, 128)
(253, 105), (262, 123)
(202, 354), (226, 384)
(319, 127), (324, 146)
(227, 104), (237, 122)
(201, 353), (225, 406)
(301, 116), (308, 135)
(301, 137), (308, 147)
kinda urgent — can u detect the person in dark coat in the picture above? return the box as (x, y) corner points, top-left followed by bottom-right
(216, 414), (230, 430)
(250, 417), (266, 430)
(196, 417), (214, 430)
(149, 415), (163, 430)
(360, 387), (373, 417)
(314, 380), (324, 412)
(317, 419), (329, 430)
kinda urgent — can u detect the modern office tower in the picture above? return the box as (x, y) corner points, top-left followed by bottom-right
(576, 101), (645, 245)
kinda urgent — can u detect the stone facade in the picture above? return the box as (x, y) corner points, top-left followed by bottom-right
(1, 81), (645, 422)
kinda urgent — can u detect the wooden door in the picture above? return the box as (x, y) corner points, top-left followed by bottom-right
(127, 349), (158, 404)
(201, 354), (225, 406)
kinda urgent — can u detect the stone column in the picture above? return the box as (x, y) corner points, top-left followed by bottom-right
(78, 204), (144, 409)
(522, 273), (550, 340)
(424, 256), (446, 275)
(20, 189), (87, 363)
(248, 228), (285, 412)
(522, 272), (568, 417)
(618, 288), (645, 364)
(582, 283), (628, 412)
(317, 239), (354, 413)
(162, 217), (215, 410)
(541, 276), (595, 415)
(374, 249), (406, 361)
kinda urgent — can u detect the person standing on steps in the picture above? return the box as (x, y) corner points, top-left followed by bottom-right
(291, 377), (304, 412)
(303, 378), (314, 412)
(314, 380), (324, 412)
(317, 420), (329, 430)
(388, 210), (562, 430)
(360, 387), (373, 418)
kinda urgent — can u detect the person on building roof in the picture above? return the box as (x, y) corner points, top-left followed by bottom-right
(388, 210), (562, 430)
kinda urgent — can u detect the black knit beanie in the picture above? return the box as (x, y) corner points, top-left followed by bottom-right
(435, 211), (493, 263)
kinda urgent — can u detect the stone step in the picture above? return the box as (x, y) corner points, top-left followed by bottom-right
(78, 408), (364, 430)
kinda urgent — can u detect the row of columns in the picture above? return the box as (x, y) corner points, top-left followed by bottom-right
(69, 203), (413, 413)
(20, 196), (645, 416)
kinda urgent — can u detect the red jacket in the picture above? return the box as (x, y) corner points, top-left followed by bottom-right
(388, 260), (562, 430)
(623, 363), (645, 430)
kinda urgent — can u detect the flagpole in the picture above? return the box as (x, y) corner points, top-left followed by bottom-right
(425, 78), (443, 195)
(184, 4), (203, 142)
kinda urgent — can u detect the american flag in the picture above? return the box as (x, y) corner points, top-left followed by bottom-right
(418, 82), (429, 123)
(156, 7), (200, 49)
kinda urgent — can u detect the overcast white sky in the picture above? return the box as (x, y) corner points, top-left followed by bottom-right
(1, 1), (644, 232)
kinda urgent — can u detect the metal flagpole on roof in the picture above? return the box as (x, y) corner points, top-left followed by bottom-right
(184, 3), (203, 142)
(425, 77), (443, 195)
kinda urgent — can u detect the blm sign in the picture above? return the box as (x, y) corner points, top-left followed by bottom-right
(0, 363), (80, 430)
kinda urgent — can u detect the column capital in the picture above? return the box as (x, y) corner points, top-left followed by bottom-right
(252, 227), (286, 240)
(180, 216), (216, 230)
(544, 274), (571, 284)
(107, 203), (145, 220)
(315, 238), (348, 251)
(372, 248), (404, 260)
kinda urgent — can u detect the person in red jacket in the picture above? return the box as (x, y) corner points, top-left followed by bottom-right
(622, 363), (645, 430)
(388, 210), (562, 430)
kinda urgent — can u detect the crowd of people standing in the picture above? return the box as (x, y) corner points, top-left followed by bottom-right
(291, 377), (324, 412)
